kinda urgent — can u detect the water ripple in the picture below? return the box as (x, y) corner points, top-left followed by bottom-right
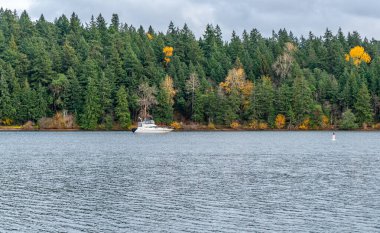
(0, 131), (379, 232)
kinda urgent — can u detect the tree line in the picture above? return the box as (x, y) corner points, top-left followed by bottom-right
(0, 8), (380, 129)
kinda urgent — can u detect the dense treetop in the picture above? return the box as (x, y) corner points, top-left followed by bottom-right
(1, 9), (380, 129)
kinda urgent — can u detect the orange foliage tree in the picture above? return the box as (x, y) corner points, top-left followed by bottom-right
(345, 46), (371, 66)
(275, 114), (286, 129)
(163, 46), (174, 63)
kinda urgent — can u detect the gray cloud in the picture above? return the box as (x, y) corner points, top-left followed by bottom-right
(3, 0), (380, 40)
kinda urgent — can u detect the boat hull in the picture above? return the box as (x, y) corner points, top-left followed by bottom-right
(133, 127), (173, 133)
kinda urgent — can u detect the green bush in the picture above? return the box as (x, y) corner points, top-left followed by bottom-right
(340, 109), (358, 129)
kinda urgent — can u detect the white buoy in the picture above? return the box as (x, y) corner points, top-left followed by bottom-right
(332, 132), (336, 141)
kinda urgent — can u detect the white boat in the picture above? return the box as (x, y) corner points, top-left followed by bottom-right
(132, 118), (173, 133)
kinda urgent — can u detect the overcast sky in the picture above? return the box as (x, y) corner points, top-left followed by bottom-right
(1, 0), (380, 40)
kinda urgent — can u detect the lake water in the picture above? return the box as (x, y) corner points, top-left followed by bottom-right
(0, 131), (379, 232)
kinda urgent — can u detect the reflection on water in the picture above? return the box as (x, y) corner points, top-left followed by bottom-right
(0, 131), (379, 232)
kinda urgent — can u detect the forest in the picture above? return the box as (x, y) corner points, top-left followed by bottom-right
(0, 8), (380, 130)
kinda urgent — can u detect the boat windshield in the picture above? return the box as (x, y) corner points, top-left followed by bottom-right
(143, 119), (155, 124)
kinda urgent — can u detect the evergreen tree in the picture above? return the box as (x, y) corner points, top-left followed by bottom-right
(354, 83), (373, 126)
(65, 68), (82, 115)
(276, 83), (294, 126)
(50, 73), (69, 111)
(33, 84), (49, 120)
(0, 73), (15, 121)
(18, 80), (33, 122)
(250, 76), (275, 125)
(0, 9), (378, 129)
(292, 74), (313, 123)
(81, 77), (101, 129)
(98, 72), (113, 123)
(115, 86), (131, 129)
(153, 88), (173, 124)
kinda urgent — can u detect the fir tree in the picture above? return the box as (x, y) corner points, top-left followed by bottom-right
(354, 83), (373, 126)
(115, 86), (131, 129)
(81, 77), (101, 129)
(0, 73), (15, 121)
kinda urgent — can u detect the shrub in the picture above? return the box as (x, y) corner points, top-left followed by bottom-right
(298, 117), (310, 130)
(258, 122), (268, 130)
(170, 121), (182, 130)
(374, 123), (380, 129)
(22, 121), (34, 130)
(322, 115), (330, 129)
(2, 118), (13, 126)
(207, 122), (216, 130)
(340, 109), (358, 129)
(248, 120), (259, 129)
(39, 112), (76, 129)
(230, 121), (240, 129)
(275, 114), (286, 129)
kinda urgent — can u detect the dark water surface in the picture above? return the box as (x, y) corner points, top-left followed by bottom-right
(0, 131), (379, 232)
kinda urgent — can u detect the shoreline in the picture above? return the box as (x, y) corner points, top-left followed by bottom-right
(0, 126), (379, 132)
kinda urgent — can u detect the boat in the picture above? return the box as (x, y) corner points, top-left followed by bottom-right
(132, 117), (173, 133)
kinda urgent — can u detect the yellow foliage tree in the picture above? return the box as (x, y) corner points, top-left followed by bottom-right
(220, 67), (247, 93)
(161, 75), (176, 105)
(219, 67), (253, 109)
(322, 115), (329, 129)
(275, 114), (286, 129)
(147, 33), (153, 40)
(298, 117), (310, 130)
(345, 46), (371, 66)
(163, 46), (174, 64)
